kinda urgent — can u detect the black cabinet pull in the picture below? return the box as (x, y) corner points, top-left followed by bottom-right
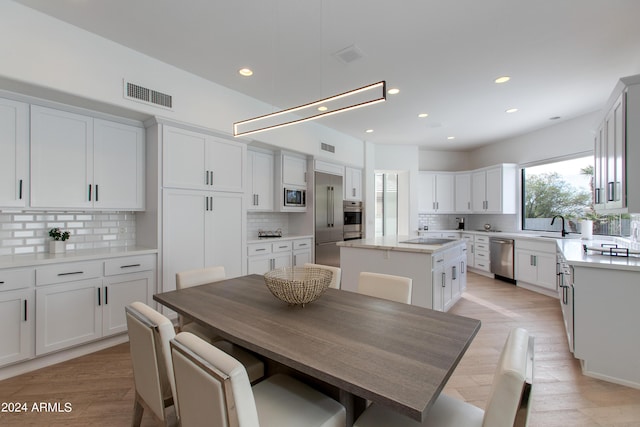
(19, 179), (23, 200)
(57, 271), (83, 276)
(105, 286), (108, 305)
(0, 281), (5, 284)
(206, 170), (209, 185)
(96, 184), (99, 202)
(24, 300), (28, 321)
(120, 264), (141, 269)
(88, 184), (92, 201)
(97, 288), (101, 306)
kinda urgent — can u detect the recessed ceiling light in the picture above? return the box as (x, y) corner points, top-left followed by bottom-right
(494, 76), (510, 84)
(418, 113), (429, 118)
(365, 129), (374, 133)
(505, 108), (519, 113)
(387, 88), (400, 95)
(318, 106), (328, 112)
(447, 136), (455, 140)
(238, 68), (253, 77)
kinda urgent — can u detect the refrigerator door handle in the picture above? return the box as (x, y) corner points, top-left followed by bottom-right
(327, 186), (332, 227)
(316, 241), (338, 246)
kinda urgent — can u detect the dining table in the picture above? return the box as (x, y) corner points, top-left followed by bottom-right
(153, 274), (481, 426)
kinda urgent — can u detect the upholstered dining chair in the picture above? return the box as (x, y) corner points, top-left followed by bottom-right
(353, 327), (535, 427)
(175, 266), (265, 384)
(170, 331), (346, 427)
(357, 272), (413, 304)
(304, 262), (342, 289)
(125, 301), (178, 426)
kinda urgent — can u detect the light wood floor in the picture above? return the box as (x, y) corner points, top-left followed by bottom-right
(1, 272), (639, 426)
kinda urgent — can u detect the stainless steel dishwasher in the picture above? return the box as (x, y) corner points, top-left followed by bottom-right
(490, 237), (515, 280)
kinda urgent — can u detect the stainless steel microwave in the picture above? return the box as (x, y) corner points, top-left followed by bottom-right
(284, 188), (306, 207)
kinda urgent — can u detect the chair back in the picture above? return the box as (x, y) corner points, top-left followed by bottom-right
(176, 266), (226, 289)
(482, 327), (534, 427)
(170, 332), (260, 427)
(304, 263), (342, 289)
(125, 302), (177, 420)
(357, 272), (412, 304)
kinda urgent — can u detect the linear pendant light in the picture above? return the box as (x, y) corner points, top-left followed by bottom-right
(233, 80), (386, 137)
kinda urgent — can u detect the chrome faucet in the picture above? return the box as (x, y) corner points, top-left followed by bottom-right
(550, 215), (569, 237)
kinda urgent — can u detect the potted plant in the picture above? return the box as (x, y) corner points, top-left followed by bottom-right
(48, 228), (70, 254)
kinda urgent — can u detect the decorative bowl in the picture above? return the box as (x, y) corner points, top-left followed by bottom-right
(264, 267), (332, 306)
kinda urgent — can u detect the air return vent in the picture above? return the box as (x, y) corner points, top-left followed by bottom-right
(123, 80), (173, 110)
(321, 142), (335, 153)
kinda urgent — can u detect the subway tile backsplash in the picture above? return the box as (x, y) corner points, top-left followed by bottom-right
(0, 211), (136, 256)
(247, 212), (290, 239)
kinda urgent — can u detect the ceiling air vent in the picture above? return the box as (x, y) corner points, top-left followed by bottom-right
(321, 142), (335, 153)
(332, 44), (365, 64)
(123, 80), (173, 110)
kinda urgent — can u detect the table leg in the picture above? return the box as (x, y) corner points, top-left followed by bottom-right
(339, 389), (366, 427)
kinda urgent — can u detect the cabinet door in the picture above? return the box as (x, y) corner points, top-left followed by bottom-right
(459, 258), (467, 293)
(0, 98), (29, 208)
(432, 257), (445, 312)
(535, 252), (557, 291)
(593, 125), (606, 209)
(36, 279), (102, 355)
(444, 262), (456, 311)
(248, 150), (274, 211)
(31, 106), (93, 208)
(162, 189), (208, 293)
(471, 170), (486, 212)
(293, 250), (311, 266)
(247, 256), (272, 275)
(93, 119), (145, 210)
(345, 167), (362, 201)
(435, 174), (455, 212)
(208, 137), (245, 193)
(206, 192), (244, 278)
(102, 271), (153, 336)
(515, 250), (538, 284)
(282, 155), (307, 187)
(484, 167), (502, 213)
(418, 173), (436, 213)
(273, 252), (292, 270)
(163, 126), (208, 190)
(455, 173), (472, 213)
(605, 94), (625, 210)
(0, 288), (34, 366)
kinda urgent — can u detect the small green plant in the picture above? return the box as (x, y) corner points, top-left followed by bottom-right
(49, 228), (70, 241)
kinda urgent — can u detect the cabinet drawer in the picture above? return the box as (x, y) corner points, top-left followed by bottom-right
(293, 239), (312, 250)
(36, 261), (102, 286)
(475, 251), (490, 261)
(475, 243), (489, 252)
(0, 268), (35, 291)
(515, 238), (557, 253)
(104, 255), (155, 276)
(248, 243), (272, 256)
(272, 241), (293, 253)
(475, 235), (490, 244)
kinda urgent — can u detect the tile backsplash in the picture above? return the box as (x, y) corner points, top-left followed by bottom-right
(0, 211), (136, 256)
(247, 212), (290, 238)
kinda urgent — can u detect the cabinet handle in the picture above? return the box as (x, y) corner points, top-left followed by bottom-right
(533, 255), (537, 267)
(607, 182), (615, 201)
(206, 170), (209, 185)
(88, 184), (92, 201)
(279, 245), (288, 249)
(442, 272), (446, 287)
(24, 300), (28, 322)
(19, 179), (23, 200)
(452, 265), (457, 280)
(298, 243), (307, 247)
(0, 281), (5, 284)
(95, 184), (99, 202)
(255, 248), (266, 252)
(57, 271), (83, 276)
(594, 188), (600, 204)
(461, 261), (465, 274)
(467, 201), (470, 210)
(352, 188), (356, 197)
(210, 171), (214, 186)
(120, 264), (141, 269)
(293, 255), (297, 265)
(105, 286), (108, 305)
(97, 288), (101, 306)
(209, 196), (213, 211)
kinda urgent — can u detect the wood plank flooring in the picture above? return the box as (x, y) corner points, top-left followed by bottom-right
(1, 272), (639, 426)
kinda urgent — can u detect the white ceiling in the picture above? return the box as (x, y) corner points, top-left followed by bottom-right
(14, 0), (640, 150)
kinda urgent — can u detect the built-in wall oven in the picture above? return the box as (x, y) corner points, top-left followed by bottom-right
(343, 201), (363, 240)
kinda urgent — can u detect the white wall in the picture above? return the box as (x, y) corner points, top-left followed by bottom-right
(0, 2), (363, 166)
(419, 149), (472, 171)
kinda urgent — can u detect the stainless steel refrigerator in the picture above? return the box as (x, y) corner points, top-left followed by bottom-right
(315, 172), (343, 267)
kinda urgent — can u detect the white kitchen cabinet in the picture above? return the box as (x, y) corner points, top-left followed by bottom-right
(471, 164), (516, 214)
(515, 239), (557, 291)
(461, 232), (474, 267)
(281, 154), (307, 188)
(432, 245), (466, 312)
(344, 167), (362, 201)
(163, 189), (244, 294)
(30, 105), (145, 210)
(275, 151), (308, 211)
(473, 234), (491, 272)
(593, 124), (606, 210)
(292, 238), (313, 266)
(454, 173), (472, 213)
(247, 238), (313, 274)
(247, 149), (274, 211)
(418, 172), (454, 213)
(0, 98), (29, 208)
(163, 125), (245, 193)
(0, 288), (34, 367)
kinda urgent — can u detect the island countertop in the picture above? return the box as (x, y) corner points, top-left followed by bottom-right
(337, 235), (465, 254)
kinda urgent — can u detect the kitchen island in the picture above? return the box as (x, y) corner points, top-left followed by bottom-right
(337, 236), (467, 311)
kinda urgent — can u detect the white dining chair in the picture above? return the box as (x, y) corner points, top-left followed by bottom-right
(125, 301), (178, 426)
(353, 327), (535, 427)
(170, 331), (346, 427)
(304, 262), (342, 289)
(357, 272), (413, 304)
(175, 266), (264, 384)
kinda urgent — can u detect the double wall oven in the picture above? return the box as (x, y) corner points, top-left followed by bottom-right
(343, 201), (363, 241)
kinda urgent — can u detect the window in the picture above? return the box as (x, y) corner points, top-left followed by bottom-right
(521, 156), (629, 236)
(375, 172), (398, 236)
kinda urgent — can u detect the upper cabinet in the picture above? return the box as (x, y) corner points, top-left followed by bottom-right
(280, 153), (307, 188)
(275, 151), (307, 212)
(454, 173), (472, 213)
(418, 172), (454, 213)
(30, 105), (145, 210)
(163, 125), (245, 193)
(344, 167), (362, 201)
(471, 164), (516, 214)
(247, 149), (274, 211)
(0, 98), (29, 208)
(593, 74), (640, 214)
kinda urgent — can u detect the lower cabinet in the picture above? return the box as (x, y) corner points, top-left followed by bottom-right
(293, 239), (312, 266)
(432, 245), (467, 312)
(515, 240), (557, 291)
(0, 288), (34, 366)
(473, 235), (491, 272)
(247, 238), (313, 274)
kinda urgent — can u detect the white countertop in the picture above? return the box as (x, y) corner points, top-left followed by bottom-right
(557, 239), (640, 271)
(0, 246), (157, 269)
(247, 234), (314, 244)
(337, 235), (465, 254)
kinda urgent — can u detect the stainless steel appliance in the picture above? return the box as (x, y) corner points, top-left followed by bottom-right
(557, 253), (574, 353)
(343, 201), (363, 241)
(315, 172), (343, 267)
(283, 187), (306, 207)
(490, 237), (515, 280)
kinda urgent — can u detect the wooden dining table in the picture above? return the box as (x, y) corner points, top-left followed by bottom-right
(154, 274), (481, 426)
